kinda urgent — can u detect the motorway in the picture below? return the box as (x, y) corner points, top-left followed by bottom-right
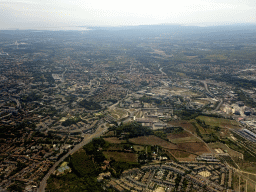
(37, 124), (107, 192)
(200, 80), (223, 111)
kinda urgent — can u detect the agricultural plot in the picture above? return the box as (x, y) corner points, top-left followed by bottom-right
(169, 120), (197, 133)
(177, 142), (210, 155)
(168, 149), (197, 161)
(167, 131), (201, 144)
(166, 131), (191, 139)
(129, 135), (177, 150)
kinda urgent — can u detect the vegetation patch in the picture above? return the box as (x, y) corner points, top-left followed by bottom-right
(208, 142), (243, 159)
(108, 122), (153, 138)
(196, 116), (240, 129)
(103, 137), (126, 144)
(103, 151), (137, 163)
(133, 145), (145, 152)
(78, 99), (102, 110)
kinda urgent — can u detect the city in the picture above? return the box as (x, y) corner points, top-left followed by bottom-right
(0, 25), (256, 191)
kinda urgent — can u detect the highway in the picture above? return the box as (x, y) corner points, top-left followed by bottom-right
(195, 80), (223, 111)
(214, 98), (223, 111)
(37, 124), (107, 192)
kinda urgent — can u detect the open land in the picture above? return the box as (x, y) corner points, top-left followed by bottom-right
(129, 135), (177, 150)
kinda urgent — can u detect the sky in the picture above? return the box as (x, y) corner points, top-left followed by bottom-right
(0, 0), (256, 30)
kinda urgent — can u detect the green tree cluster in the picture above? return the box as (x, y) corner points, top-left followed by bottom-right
(78, 99), (102, 110)
(109, 122), (153, 138)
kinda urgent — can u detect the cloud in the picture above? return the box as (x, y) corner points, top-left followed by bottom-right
(0, 0), (255, 29)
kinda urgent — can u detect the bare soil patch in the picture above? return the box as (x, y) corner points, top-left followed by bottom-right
(177, 142), (210, 155)
(169, 120), (196, 133)
(166, 131), (192, 139)
(129, 135), (177, 150)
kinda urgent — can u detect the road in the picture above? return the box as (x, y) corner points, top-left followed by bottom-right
(108, 101), (119, 111)
(37, 124), (107, 192)
(194, 79), (223, 111)
(159, 65), (167, 76)
(214, 98), (223, 111)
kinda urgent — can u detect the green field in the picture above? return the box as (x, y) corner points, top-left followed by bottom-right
(208, 142), (243, 159)
(196, 116), (240, 129)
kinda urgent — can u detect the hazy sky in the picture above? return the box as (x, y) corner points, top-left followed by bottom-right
(0, 0), (256, 29)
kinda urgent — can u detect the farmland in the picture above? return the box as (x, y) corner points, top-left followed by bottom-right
(177, 142), (211, 155)
(168, 120), (197, 133)
(168, 149), (197, 161)
(129, 135), (177, 150)
(167, 131), (201, 144)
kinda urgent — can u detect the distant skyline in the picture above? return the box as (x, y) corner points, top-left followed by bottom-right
(0, 0), (256, 30)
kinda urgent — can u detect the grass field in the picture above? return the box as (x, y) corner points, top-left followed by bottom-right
(208, 142), (243, 159)
(133, 145), (145, 152)
(129, 135), (177, 150)
(189, 119), (209, 134)
(196, 116), (240, 129)
(168, 149), (197, 161)
(110, 108), (128, 119)
(107, 144), (124, 151)
(103, 151), (137, 163)
(239, 162), (256, 174)
(103, 131), (115, 137)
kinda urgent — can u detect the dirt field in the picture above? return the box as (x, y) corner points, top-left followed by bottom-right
(167, 149), (197, 161)
(168, 120), (197, 133)
(110, 108), (127, 119)
(129, 135), (177, 150)
(104, 137), (126, 144)
(166, 131), (191, 139)
(103, 151), (137, 163)
(177, 142), (210, 155)
(169, 136), (201, 144)
(167, 131), (201, 143)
